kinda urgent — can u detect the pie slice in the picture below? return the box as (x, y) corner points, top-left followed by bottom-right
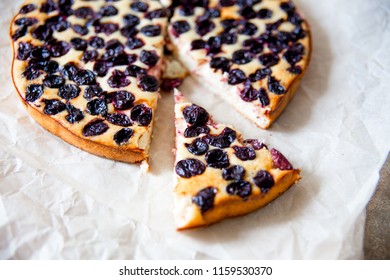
(168, 0), (311, 128)
(173, 90), (301, 230)
(10, 0), (169, 163)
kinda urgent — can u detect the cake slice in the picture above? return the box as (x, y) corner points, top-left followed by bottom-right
(168, 0), (311, 128)
(173, 90), (301, 230)
(10, 0), (169, 163)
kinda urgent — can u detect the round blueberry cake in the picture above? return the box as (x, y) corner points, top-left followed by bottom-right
(168, 0), (311, 129)
(10, 0), (169, 163)
(173, 90), (300, 229)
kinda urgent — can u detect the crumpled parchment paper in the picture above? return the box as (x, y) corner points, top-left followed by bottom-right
(1, 0), (389, 259)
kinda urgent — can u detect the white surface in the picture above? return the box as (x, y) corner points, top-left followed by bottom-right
(1, 0), (389, 259)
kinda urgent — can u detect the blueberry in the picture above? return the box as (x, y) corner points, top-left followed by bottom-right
(195, 19), (215, 36)
(17, 42), (32, 60)
(220, 19), (238, 31)
(280, 2), (296, 14)
(88, 36), (105, 49)
(82, 50), (99, 63)
(40, 0), (58, 13)
(93, 61), (109, 77)
(183, 104), (209, 126)
(43, 75), (65, 88)
(106, 113), (131, 127)
(43, 99), (66, 115)
(103, 39), (124, 58)
(108, 70), (130, 88)
(12, 26), (27, 41)
(58, 84), (80, 100)
(239, 6), (256, 19)
(140, 25), (161, 37)
(268, 76), (285, 94)
(74, 70), (96, 85)
(140, 50), (159, 67)
(238, 22), (257, 36)
(175, 158), (206, 178)
(72, 24), (89, 36)
(233, 146), (256, 161)
(253, 170), (274, 193)
(145, 8), (169, 19)
(226, 180), (251, 198)
(210, 57), (230, 72)
(206, 36), (222, 55)
(288, 12), (303, 26)
(249, 68), (271, 82)
(120, 25), (138, 38)
(32, 24), (53, 41)
(65, 103), (84, 124)
(112, 90), (135, 110)
(124, 65), (147, 77)
(172, 21), (190, 36)
(203, 127), (237, 148)
(219, 0), (235, 7)
(283, 43), (304, 65)
(130, 104), (152, 126)
(244, 139), (267, 150)
(114, 128), (134, 145)
(84, 85), (104, 100)
(223, 165), (245, 181)
(208, 8), (221, 18)
(15, 17), (38, 27)
(257, 8), (273, 19)
(19, 4), (37, 14)
(228, 69), (246, 85)
(82, 119), (109, 137)
(288, 65), (302, 75)
(191, 39), (206, 50)
(237, 0), (261, 6)
(22, 65), (41, 80)
(266, 19), (284, 32)
(205, 149), (229, 169)
(219, 32), (237, 45)
(70, 38), (88, 51)
(184, 125), (210, 138)
(123, 14), (140, 27)
(270, 148), (293, 170)
(258, 88), (270, 106)
(242, 38), (263, 54)
(99, 5), (118, 17)
(179, 6), (194, 16)
(139, 75), (159, 92)
(74, 7), (94, 19)
(126, 37), (144, 49)
(86, 98), (107, 116)
(45, 15), (70, 32)
(259, 53), (280, 68)
(30, 46), (50, 60)
(240, 82), (260, 102)
(61, 63), (79, 80)
(130, 1), (149, 12)
(48, 41), (70, 57)
(95, 23), (119, 35)
(192, 187), (217, 213)
(160, 78), (183, 91)
(25, 84), (43, 102)
(232, 50), (252, 65)
(186, 138), (209, 155)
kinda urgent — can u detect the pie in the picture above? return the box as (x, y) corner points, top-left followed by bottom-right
(168, 0), (311, 128)
(10, 0), (169, 163)
(173, 90), (301, 230)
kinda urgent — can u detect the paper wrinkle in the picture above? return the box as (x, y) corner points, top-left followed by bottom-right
(1, 0), (390, 259)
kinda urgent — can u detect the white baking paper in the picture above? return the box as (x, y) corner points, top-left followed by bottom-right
(0, 0), (389, 259)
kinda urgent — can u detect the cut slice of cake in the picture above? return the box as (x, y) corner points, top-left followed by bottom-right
(168, 0), (311, 128)
(10, 0), (170, 163)
(173, 90), (301, 230)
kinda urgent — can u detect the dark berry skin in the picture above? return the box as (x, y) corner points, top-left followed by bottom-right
(82, 50), (98, 63)
(73, 70), (96, 86)
(283, 43), (304, 65)
(124, 65), (147, 77)
(99, 5), (118, 17)
(108, 70), (130, 88)
(82, 119), (109, 137)
(130, 104), (152, 126)
(32, 24), (53, 41)
(220, 0), (235, 7)
(70, 38), (88, 51)
(17, 42), (33, 60)
(268, 76), (285, 94)
(221, 19), (238, 31)
(210, 57), (230, 72)
(223, 165), (245, 181)
(184, 125), (210, 138)
(192, 187), (217, 213)
(145, 8), (169, 19)
(130, 1), (149, 12)
(206, 36), (222, 55)
(172, 21), (191, 36)
(228, 69), (246, 85)
(258, 88), (270, 106)
(114, 128), (134, 145)
(239, 6), (256, 19)
(205, 149), (230, 169)
(106, 113), (131, 127)
(19, 4), (37, 14)
(253, 170), (275, 193)
(140, 50), (159, 67)
(84, 85), (104, 100)
(244, 139), (267, 150)
(226, 180), (252, 199)
(65, 103), (84, 124)
(186, 138), (209, 156)
(95, 23), (119, 35)
(141, 25), (161, 37)
(139, 75), (159, 92)
(204, 127), (237, 148)
(240, 81), (259, 102)
(175, 158), (206, 178)
(25, 84), (43, 102)
(88, 36), (105, 49)
(249, 68), (271, 82)
(58, 84), (80, 100)
(257, 8), (273, 19)
(23, 65), (41, 80)
(196, 19), (215, 36)
(30, 46), (50, 60)
(72, 24), (89, 36)
(288, 65), (302, 75)
(93, 61), (109, 77)
(232, 50), (252, 65)
(15, 17), (38, 27)
(233, 146), (256, 161)
(43, 75), (65, 88)
(126, 37), (144, 49)
(12, 26), (28, 41)
(86, 98), (107, 116)
(74, 7), (95, 19)
(219, 32), (237, 45)
(40, 1), (57, 14)
(43, 99), (66, 115)
(61, 63), (79, 80)
(48, 41), (70, 57)
(123, 14), (140, 27)
(259, 53), (280, 68)
(183, 105), (209, 126)
(113, 91), (135, 110)
(270, 148), (293, 170)
(239, 22), (258, 36)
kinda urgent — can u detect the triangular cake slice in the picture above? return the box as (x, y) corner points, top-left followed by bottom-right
(10, 0), (169, 163)
(173, 90), (300, 230)
(168, 0), (311, 128)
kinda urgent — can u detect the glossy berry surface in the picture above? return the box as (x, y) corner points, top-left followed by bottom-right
(175, 158), (206, 178)
(192, 187), (217, 213)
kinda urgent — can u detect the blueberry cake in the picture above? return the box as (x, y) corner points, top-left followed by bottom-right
(10, 0), (169, 163)
(173, 90), (300, 229)
(168, 0), (311, 128)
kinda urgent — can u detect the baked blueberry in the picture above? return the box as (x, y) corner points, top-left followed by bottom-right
(107, 70), (130, 88)
(139, 75), (159, 92)
(271, 148), (293, 170)
(25, 84), (43, 102)
(43, 74), (65, 88)
(205, 148), (229, 169)
(112, 90), (135, 110)
(226, 180), (251, 199)
(183, 104), (209, 126)
(106, 113), (131, 127)
(186, 138), (209, 155)
(140, 25), (161, 37)
(70, 38), (88, 51)
(82, 119), (109, 137)
(140, 50), (159, 66)
(130, 104), (152, 126)
(222, 165), (245, 181)
(192, 187), (217, 213)
(172, 21), (191, 36)
(253, 170), (274, 193)
(43, 99), (66, 115)
(58, 84), (80, 100)
(184, 125), (210, 138)
(65, 103), (84, 124)
(114, 128), (134, 145)
(175, 158), (206, 178)
(204, 127), (236, 148)
(233, 146), (256, 161)
(86, 98), (107, 116)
